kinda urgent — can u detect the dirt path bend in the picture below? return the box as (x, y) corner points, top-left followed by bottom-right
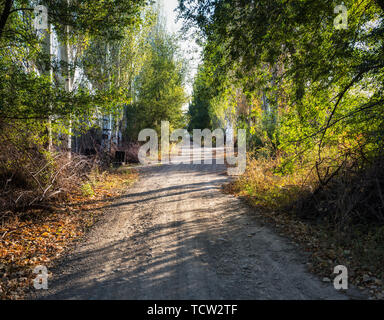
(32, 146), (363, 300)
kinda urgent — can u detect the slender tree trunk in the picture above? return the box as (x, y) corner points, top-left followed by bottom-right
(35, 10), (53, 152)
(0, 0), (13, 38)
(116, 46), (121, 147)
(43, 24), (54, 152)
(102, 42), (111, 156)
(66, 23), (72, 159)
(59, 1), (72, 159)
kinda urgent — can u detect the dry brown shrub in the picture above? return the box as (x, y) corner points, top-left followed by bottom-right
(0, 121), (98, 214)
(232, 151), (384, 229)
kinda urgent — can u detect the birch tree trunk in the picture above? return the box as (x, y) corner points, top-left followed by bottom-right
(102, 42), (112, 156)
(41, 23), (54, 152)
(59, 1), (72, 159)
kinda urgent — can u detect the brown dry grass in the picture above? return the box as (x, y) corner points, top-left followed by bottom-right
(226, 155), (314, 210)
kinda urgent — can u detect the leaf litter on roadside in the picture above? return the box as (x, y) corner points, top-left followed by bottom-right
(0, 169), (138, 300)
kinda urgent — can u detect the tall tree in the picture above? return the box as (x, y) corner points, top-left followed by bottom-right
(125, 15), (188, 140)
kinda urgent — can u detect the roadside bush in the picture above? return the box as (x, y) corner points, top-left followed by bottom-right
(80, 182), (95, 198)
(232, 151), (384, 230)
(230, 154), (312, 211)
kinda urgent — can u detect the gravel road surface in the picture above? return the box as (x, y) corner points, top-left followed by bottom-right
(31, 146), (363, 300)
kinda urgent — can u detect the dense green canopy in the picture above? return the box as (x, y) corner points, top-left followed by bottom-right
(180, 0), (384, 181)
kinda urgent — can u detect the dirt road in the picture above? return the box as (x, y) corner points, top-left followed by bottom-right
(32, 146), (362, 300)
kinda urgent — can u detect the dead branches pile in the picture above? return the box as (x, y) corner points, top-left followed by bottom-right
(0, 121), (97, 214)
(1, 151), (96, 213)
